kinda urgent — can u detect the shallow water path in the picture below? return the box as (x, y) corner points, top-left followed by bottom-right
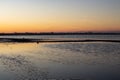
(0, 42), (120, 80)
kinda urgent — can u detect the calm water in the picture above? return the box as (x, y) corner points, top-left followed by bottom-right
(0, 35), (120, 40)
(0, 35), (120, 80)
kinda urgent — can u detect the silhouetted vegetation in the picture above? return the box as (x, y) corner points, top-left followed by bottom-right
(0, 32), (120, 35)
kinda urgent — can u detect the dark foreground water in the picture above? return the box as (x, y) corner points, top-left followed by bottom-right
(0, 35), (120, 80)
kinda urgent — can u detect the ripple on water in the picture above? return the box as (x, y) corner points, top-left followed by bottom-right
(43, 42), (120, 65)
(0, 55), (48, 80)
(0, 42), (120, 80)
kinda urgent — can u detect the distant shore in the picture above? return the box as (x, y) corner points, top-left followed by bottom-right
(0, 32), (120, 35)
(0, 38), (120, 43)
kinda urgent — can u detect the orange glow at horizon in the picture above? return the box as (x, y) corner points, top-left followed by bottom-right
(0, 22), (120, 33)
(0, 17), (120, 33)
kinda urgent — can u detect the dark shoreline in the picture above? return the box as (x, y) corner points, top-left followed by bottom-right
(0, 32), (120, 35)
(0, 38), (120, 43)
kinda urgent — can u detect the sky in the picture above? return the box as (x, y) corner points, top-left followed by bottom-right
(0, 0), (120, 33)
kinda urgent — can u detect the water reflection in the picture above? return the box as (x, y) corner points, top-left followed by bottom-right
(0, 55), (48, 80)
(44, 42), (120, 65)
(0, 43), (49, 80)
(0, 42), (120, 80)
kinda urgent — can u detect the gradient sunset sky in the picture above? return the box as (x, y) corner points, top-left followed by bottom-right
(0, 0), (120, 32)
